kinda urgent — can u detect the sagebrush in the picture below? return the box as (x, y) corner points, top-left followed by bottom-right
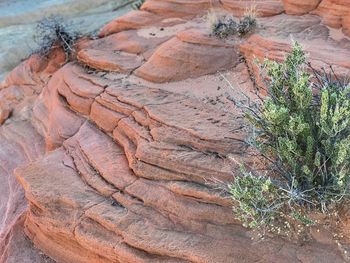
(132, 0), (145, 10)
(228, 42), (350, 233)
(34, 16), (80, 61)
(208, 10), (256, 38)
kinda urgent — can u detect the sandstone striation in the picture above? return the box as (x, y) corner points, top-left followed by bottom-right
(221, 0), (284, 17)
(1, 0), (350, 262)
(0, 40), (66, 263)
(283, 0), (322, 15)
(0, 0), (134, 82)
(282, 0), (350, 37)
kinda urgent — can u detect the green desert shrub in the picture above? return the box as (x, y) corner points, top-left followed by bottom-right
(228, 169), (284, 229)
(228, 42), (350, 233)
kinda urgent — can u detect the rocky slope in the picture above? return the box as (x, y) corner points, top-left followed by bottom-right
(0, 0), (133, 81)
(1, 0), (350, 262)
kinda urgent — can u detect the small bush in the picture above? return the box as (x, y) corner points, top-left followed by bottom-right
(229, 169), (284, 229)
(208, 8), (256, 39)
(237, 15), (256, 36)
(34, 16), (80, 61)
(210, 15), (237, 39)
(132, 0), (145, 10)
(228, 42), (350, 234)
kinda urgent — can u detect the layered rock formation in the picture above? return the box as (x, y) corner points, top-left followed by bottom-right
(0, 0), (134, 81)
(283, 0), (350, 36)
(1, 0), (350, 262)
(0, 50), (63, 262)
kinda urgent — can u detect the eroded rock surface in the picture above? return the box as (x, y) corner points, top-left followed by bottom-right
(283, 0), (350, 36)
(0, 0), (134, 82)
(0, 56), (55, 262)
(1, 0), (350, 262)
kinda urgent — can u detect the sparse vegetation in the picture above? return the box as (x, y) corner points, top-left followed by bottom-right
(132, 0), (145, 10)
(229, 168), (284, 229)
(34, 16), (80, 61)
(237, 5), (257, 36)
(227, 42), (350, 235)
(207, 7), (257, 39)
(209, 13), (237, 39)
(237, 15), (256, 36)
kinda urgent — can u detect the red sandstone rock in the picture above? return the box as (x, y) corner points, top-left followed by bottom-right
(0, 215), (55, 263)
(313, 0), (350, 29)
(78, 49), (143, 73)
(8, 48), (344, 263)
(0, 121), (46, 262)
(240, 34), (350, 84)
(222, 0), (284, 17)
(99, 11), (164, 37)
(90, 101), (125, 133)
(135, 29), (240, 83)
(80, 30), (171, 64)
(2, 2), (350, 262)
(32, 66), (85, 150)
(344, 14), (350, 36)
(282, 0), (350, 36)
(0, 106), (10, 125)
(283, 0), (321, 15)
(0, 50), (65, 126)
(239, 14), (350, 85)
(85, 30), (170, 56)
(141, 0), (212, 18)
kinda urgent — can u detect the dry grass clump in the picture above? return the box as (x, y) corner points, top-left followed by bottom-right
(207, 6), (257, 39)
(132, 0), (145, 10)
(34, 16), (80, 61)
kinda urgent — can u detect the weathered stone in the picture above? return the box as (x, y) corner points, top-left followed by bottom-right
(2, 1), (350, 262)
(222, 0), (284, 17)
(135, 30), (240, 83)
(78, 49), (144, 73)
(283, 0), (322, 15)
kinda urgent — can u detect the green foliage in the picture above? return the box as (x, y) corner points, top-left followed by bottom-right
(132, 0), (145, 10)
(228, 169), (283, 228)
(228, 41), (350, 233)
(290, 211), (315, 226)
